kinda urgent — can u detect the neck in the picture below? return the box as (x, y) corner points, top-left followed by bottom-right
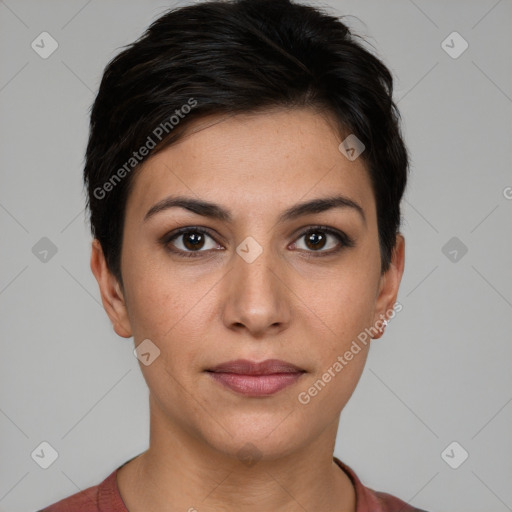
(117, 397), (356, 512)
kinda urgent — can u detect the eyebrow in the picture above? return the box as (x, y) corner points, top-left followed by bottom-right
(143, 194), (366, 225)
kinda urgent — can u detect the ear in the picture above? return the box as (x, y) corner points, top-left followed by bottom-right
(90, 238), (132, 338)
(371, 233), (405, 339)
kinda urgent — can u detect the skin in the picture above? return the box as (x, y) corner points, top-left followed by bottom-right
(90, 108), (405, 512)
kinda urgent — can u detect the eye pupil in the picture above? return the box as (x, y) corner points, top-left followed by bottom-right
(183, 232), (205, 250)
(305, 231), (326, 250)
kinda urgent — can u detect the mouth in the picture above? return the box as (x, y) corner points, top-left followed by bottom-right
(205, 359), (306, 397)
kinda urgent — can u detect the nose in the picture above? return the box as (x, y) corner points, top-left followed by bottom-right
(220, 242), (291, 338)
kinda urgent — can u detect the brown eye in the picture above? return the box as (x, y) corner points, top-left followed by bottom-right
(292, 227), (354, 256)
(181, 231), (206, 251)
(304, 231), (328, 251)
(164, 228), (221, 257)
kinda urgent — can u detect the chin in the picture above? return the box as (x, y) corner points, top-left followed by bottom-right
(196, 409), (314, 464)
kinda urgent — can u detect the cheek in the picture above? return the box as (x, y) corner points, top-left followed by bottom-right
(122, 244), (204, 337)
(296, 283), (373, 416)
(122, 252), (219, 388)
(295, 332), (369, 429)
(125, 267), (209, 406)
(309, 265), (379, 342)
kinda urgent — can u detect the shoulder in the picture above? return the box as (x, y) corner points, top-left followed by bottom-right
(37, 482), (100, 512)
(334, 457), (431, 512)
(37, 467), (122, 512)
(372, 490), (431, 512)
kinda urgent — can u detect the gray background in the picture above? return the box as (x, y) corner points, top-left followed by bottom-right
(1, 1), (511, 511)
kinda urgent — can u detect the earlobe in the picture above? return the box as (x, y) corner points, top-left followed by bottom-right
(90, 239), (133, 339)
(372, 234), (405, 340)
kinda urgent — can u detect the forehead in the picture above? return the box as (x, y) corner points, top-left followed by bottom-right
(125, 108), (375, 222)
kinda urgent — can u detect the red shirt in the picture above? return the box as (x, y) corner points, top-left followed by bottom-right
(39, 457), (429, 511)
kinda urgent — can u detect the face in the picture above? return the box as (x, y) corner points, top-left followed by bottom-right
(92, 108), (404, 461)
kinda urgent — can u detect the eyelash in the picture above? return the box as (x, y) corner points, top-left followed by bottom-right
(161, 225), (355, 259)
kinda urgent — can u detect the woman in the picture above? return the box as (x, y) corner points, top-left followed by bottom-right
(40, 0), (429, 510)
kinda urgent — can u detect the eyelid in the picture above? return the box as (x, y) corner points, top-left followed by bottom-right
(160, 226), (222, 257)
(161, 224), (354, 256)
(290, 225), (355, 253)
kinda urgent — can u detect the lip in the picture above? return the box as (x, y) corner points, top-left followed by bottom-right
(208, 358), (305, 375)
(206, 359), (306, 397)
